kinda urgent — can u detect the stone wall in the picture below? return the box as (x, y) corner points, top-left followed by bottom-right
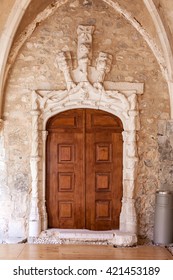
(158, 120), (173, 190)
(0, 0), (170, 242)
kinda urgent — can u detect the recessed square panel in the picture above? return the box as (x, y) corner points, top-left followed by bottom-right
(96, 200), (111, 220)
(58, 144), (74, 163)
(59, 201), (73, 219)
(58, 173), (74, 192)
(96, 143), (112, 162)
(91, 114), (118, 128)
(96, 173), (110, 191)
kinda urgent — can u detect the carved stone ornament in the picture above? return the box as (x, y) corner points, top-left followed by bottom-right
(29, 24), (144, 246)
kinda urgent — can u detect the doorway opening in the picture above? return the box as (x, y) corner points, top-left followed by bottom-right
(46, 108), (123, 231)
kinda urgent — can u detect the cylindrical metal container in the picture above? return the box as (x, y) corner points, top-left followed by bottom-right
(153, 190), (173, 245)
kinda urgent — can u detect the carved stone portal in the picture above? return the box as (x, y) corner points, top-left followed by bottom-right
(29, 25), (144, 245)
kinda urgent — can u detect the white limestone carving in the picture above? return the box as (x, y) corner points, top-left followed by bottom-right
(94, 52), (113, 89)
(56, 24), (114, 90)
(29, 24), (144, 245)
(76, 24), (95, 83)
(56, 52), (76, 91)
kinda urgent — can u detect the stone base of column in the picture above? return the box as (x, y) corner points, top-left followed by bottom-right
(120, 198), (137, 234)
(28, 219), (41, 238)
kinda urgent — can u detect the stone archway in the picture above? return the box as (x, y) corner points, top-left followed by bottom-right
(28, 23), (144, 246)
(28, 82), (143, 245)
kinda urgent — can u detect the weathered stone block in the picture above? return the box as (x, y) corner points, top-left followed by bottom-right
(158, 139), (173, 161)
(111, 231), (137, 247)
(166, 120), (173, 136)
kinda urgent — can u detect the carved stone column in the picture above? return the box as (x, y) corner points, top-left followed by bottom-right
(120, 130), (138, 233)
(40, 130), (48, 230)
(29, 92), (41, 237)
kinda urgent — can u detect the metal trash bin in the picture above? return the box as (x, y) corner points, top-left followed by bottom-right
(153, 190), (173, 245)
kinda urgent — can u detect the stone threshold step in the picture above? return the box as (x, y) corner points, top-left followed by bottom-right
(50, 229), (114, 240)
(32, 229), (137, 246)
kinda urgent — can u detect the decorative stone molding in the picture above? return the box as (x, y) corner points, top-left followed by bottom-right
(29, 24), (144, 245)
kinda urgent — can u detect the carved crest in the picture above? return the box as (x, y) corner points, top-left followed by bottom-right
(35, 24), (144, 121)
(56, 25), (113, 91)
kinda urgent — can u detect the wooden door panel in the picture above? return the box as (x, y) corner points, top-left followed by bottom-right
(96, 200), (112, 220)
(86, 109), (123, 132)
(95, 173), (111, 191)
(58, 144), (75, 163)
(46, 110), (85, 229)
(96, 143), (112, 162)
(58, 172), (74, 192)
(85, 109), (123, 230)
(58, 201), (73, 219)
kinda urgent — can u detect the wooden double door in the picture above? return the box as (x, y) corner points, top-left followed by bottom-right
(46, 109), (123, 230)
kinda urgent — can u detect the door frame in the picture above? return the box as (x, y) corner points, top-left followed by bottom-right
(28, 87), (142, 238)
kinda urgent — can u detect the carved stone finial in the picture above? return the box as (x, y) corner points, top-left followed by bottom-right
(56, 51), (76, 90)
(96, 52), (113, 74)
(93, 52), (113, 89)
(95, 52), (113, 83)
(56, 51), (70, 72)
(77, 25), (95, 64)
(77, 25), (95, 42)
(75, 25), (95, 82)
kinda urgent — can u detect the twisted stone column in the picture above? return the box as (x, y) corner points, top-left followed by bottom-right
(40, 130), (48, 231)
(120, 130), (138, 233)
(29, 92), (41, 237)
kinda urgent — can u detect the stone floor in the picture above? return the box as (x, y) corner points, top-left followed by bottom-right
(1, 243), (173, 260)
